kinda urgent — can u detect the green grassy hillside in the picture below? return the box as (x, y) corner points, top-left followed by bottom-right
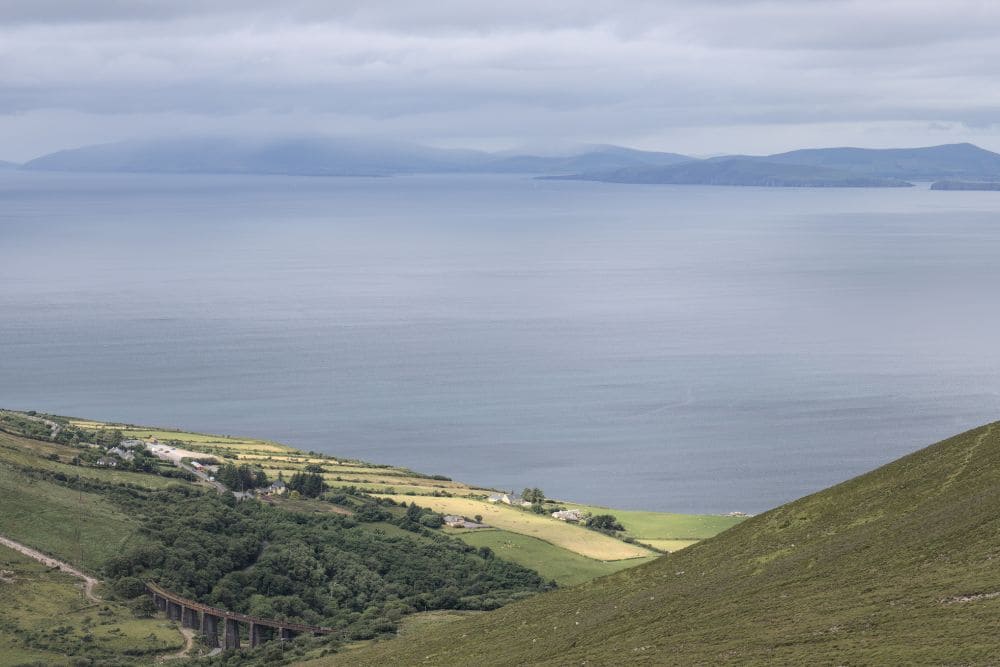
(0, 464), (145, 572)
(0, 545), (182, 665)
(314, 422), (1000, 665)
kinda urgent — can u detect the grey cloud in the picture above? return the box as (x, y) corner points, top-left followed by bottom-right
(2, 1), (1000, 161)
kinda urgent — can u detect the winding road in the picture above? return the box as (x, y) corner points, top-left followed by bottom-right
(0, 533), (196, 659)
(0, 534), (98, 602)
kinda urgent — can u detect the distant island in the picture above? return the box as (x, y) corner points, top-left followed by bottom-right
(549, 142), (1000, 188)
(543, 158), (913, 188)
(7, 138), (1000, 188)
(930, 180), (1000, 191)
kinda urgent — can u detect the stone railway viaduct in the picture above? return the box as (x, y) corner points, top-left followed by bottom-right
(147, 582), (334, 649)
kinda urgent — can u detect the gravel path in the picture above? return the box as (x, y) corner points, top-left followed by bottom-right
(0, 532), (198, 659)
(0, 534), (98, 602)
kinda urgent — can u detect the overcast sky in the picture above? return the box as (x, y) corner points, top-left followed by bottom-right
(3, 0), (1000, 161)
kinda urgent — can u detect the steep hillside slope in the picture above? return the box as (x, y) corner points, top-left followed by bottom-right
(317, 422), (1000, 665)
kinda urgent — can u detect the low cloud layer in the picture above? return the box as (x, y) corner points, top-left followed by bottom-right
(3, 0), (1000, 161)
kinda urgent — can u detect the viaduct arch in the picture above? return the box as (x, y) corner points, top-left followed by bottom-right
(147, 582), (334, 649)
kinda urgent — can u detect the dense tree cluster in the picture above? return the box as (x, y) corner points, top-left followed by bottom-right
(216, 463), (269, 491)
(0, 412), (55, 440)
(287, 471), (326, 497)
(398, 502), (444, 530)
(105, 487), (549, 639)
(586, 514), (625, 532)
(521, 487), (546, 504)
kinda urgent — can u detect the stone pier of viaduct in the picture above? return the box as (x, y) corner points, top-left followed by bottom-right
(147, 582), (334, 649)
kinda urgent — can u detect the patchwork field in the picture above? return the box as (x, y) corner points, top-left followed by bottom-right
(378, 494), (653, 561)
(262, 467), (470, 490)
(67, 419), (497, 493)
(0, 545), (182, 665)
(68, 419), (294, 455)
(42, 414), (744, 584)
(453, 529), (655, 586)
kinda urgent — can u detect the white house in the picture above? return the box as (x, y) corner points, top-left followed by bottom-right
(487, 492), (532, 507)
(265, 480), (287, 496)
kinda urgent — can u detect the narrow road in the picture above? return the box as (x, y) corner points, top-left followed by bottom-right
(0, 409), (62, 441)
(156, 626), (197, 662)
(177, 461), (229, 493)
(0, 534), (98, 602)
(0, 532), (197, 659)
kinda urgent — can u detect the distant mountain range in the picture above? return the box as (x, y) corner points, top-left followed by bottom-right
(552, 142), (1000, 187)
(17, 137), (692, 178)
(752, 142), (1000, 180)
(930, 180), (1000, 191)
(10, 138), (1000, 188)
(21, 137), (485, 176)
(484, 145), (692, 174)
(546, 158), (913, 188)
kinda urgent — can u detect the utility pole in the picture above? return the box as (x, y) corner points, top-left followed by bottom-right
(76, 472), (83, 569)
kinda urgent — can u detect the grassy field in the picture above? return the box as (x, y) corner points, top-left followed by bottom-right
(0, 464), (144, 572)
(396, 610), (484, 636)
(262, 466), (470, 490)
(69, 417), (502, 493)
(454, 529), (655, 586)
(635, 538), (699, 552)
(556, 502), (743, 541)
(262, 494), (355, 516)
(379, 494), (653, 560)
(0, 545), (182, 665)
(68, 419), (294, 455)
(314, 421), (1000, 666)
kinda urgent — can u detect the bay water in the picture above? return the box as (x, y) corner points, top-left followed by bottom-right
(3, 171), (1000, 512)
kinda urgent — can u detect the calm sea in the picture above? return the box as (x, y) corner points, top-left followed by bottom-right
(2, 171), (1000, 513)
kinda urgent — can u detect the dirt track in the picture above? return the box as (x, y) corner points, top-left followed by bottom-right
(0, 533), (98, 601)
(0, 532), (198, 658)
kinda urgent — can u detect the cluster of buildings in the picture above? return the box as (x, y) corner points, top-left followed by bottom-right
(484, 493), (590, 523)
(95, 439), (145, 467)
(485, 492), (589, 522)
